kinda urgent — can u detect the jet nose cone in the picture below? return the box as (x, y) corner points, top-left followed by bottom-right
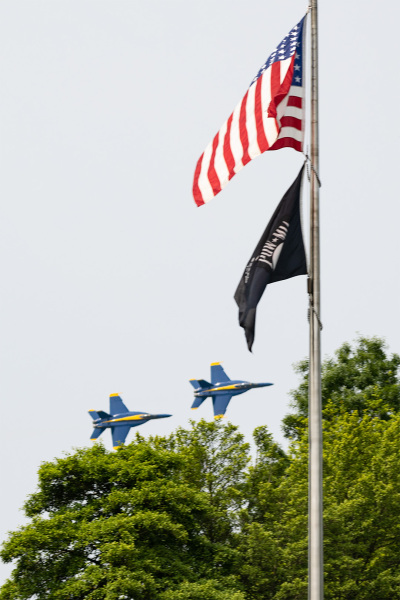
(254, 382), (274, 388)
(154, 414), (172, 419)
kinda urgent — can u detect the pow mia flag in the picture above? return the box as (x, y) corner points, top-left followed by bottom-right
(234, 166), (307, 351)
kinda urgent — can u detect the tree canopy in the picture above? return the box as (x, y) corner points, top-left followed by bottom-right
(2, 336), (400, 600)
(282, 335), (400, 439)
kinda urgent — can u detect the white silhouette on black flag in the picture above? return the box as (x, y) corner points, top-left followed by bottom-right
(234, 166), (307, 351)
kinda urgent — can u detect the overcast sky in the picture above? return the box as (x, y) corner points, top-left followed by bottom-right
(1, 0), (400, 583)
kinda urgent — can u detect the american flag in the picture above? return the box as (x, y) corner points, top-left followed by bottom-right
(193, 16), (306, 207)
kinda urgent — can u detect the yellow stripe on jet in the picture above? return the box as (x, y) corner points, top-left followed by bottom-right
(113, 415), (146, 422)
(210, 362), (221, 366)
(110, 393), (120, 397)
(101, 415), (146, 424)
(204, 385), (237, 393)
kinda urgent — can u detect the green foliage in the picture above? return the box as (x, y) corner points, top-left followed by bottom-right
(172, 420), (250, 541)
(159, 579), (246, 600)
(1, 421), (247, 600)
(322, 405), (400, 599)
(282, 336), (400, 439)
(1, 337), (400, 599)
(236, 408), (400, 600)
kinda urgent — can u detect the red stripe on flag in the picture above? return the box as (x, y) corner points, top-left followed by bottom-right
(268, 61), (281, 119)
(280, 115), (302, 130)
(207, 132), (222, 196)
(193, 153), (205, 207)
(254, 76), (269, 152)
(270, 137), (302, 152)
(287, 96), (302, 108)
(239, 92), (251, 166)
(268, 57), (296, 123)
(223, 113), (235, 180)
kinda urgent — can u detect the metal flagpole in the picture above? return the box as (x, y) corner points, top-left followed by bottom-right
(308, 0), (323, 599)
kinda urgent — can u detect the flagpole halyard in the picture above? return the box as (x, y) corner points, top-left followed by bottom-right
(308, 1), (323, 599)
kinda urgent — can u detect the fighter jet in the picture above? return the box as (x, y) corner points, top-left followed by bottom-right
(89, 394), (172, 448)
(189, 362), (273, 419)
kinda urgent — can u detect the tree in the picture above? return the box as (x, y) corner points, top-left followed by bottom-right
(322, 405), (400, 599)
(282, 336), (400, 439)
(237, 427), (290, 600)
(172, 420), (250, 542)
(0, 421), (247, 600)
(235, 336), (400, 599)
(233, 408), (400, 600)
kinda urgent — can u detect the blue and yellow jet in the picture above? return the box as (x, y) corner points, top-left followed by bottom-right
(189, 362), (273, 419)
(89, 394), (172, 448)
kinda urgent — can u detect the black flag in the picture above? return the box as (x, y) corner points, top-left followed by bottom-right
(234, 166), (307, 351)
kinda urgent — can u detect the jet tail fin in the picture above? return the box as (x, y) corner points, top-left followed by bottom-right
(97, 410), (112, 419)
(90, 428), (105, 441)
(88, 409), (111, 420)
(189, 379), (211, 390)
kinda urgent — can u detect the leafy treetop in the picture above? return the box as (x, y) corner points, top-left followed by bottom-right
(282, 336), (400, 438)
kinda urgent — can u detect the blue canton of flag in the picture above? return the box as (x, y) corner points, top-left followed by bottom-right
(250, 20), (304, 87)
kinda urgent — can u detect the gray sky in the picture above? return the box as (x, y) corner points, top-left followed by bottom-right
(1, 0), (400, 583)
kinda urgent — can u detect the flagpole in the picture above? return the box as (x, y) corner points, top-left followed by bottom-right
(308, 1), (323, 599)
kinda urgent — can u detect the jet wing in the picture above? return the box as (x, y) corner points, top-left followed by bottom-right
(212, 394), (233, 419)
(110, 394), (129, 415)
(111, 425), (131, 448)
(211, 363), (230, 384)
